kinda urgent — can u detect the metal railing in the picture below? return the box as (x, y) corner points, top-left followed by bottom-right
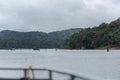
(0, 68), (92, 80)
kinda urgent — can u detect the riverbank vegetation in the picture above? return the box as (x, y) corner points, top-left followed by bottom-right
(64, 18), (120, 49)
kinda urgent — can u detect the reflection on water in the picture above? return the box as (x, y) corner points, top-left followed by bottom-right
(0, 49), (120, 80)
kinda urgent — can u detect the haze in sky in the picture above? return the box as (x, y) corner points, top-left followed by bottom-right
(0, 0), (120, 32)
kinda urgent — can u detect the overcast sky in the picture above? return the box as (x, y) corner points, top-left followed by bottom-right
(0, 0), (120, 32)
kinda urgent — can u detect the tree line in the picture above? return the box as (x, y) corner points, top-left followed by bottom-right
(64, 18), (120, 49)
(0, 28), (81, 49)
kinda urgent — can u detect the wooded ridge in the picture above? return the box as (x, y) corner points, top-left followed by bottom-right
(64, 18), (120, 49)
(0, 28), (81, 49)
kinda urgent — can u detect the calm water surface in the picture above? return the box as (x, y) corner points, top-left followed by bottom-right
(0, 49), (120, 80)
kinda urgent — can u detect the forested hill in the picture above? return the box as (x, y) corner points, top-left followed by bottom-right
(0, 28), (82, 49)
(64, 18), (120, 49)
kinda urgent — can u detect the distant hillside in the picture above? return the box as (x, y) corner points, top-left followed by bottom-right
(64, 18), (120, 49)
(0, 28), (82, 49)
(0, 30), (48, 39)
(48, 28), (82, 47)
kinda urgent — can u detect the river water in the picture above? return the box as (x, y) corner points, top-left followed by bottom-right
(0, 49), (119, 80)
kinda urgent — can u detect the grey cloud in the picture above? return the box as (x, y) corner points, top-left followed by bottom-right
(110, 0), (120, 4)
(0, 0), (120, 32)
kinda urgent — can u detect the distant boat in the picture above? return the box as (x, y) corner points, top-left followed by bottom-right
(10, 48), (15, 50)
(33, 47), (39, 50)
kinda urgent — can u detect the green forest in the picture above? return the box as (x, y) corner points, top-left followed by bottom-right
(0, 28), (81, 49)
(0, 18), (120, 49)
(64, 18), (120, 49)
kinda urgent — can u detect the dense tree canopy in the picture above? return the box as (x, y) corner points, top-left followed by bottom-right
(64, 18), (120, 49)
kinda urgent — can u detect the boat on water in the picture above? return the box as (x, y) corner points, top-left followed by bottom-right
(33, 47), (39, 50)
(10, 48), (16, 50)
